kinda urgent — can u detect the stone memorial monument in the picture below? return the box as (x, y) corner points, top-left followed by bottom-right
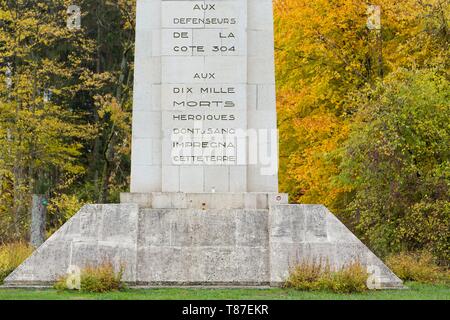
(5, 0), (402, 288)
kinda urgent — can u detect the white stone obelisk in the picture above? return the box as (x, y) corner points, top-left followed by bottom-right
(130, 0), (278, 193)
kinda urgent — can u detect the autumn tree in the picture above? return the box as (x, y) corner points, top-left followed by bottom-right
(274, 0), (449, 260)
(0, 0), (136, 241)
(78, 0), (135, 204)
(0, 0), (95, 240)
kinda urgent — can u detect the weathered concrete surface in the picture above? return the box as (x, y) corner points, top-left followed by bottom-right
(269, 205), (403, 289)
(5, 204), (139, 285)
(5, 202), (402, 289)
(136, 208), (270, 285)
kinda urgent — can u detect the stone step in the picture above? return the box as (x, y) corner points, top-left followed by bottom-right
(120, 192), (289, 209)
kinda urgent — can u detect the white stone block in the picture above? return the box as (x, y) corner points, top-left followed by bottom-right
(248, 0), (273, 31)
(135, 28), (155, 60)
(248, 56), (275, 84)
(180, 166), (204, 192)
(134, 57), (161, 85)
(132, 111), (162, 139)
(152, 137), (162, 165)
(136, 0), (161, 30)
(244, 193), (258, 209)
(205, 56), (247, 83)
(133, 83), (160, 112)
(152, 29), (162, 56)
(247, 84), (257, 111)
(132, 138), (154, 166)
(161, 56), (205, 84)
(131, 165), (162, 193)
(248, 30), (274, 57)
(257, 84), (276, 110)
(247, 110), (277, 129)
(230, 166), (247, 192)
(247, 165), (278, 192)
(162, 166), (180, 192)
(204, 166), (230, 192)
(192, 29), (222, 56)
(161, 136), (175, 165)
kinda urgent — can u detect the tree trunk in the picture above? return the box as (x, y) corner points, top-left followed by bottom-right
(30, 194), (46, 248)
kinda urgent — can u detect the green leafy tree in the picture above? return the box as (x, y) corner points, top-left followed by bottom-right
(339, 69), (449, 262)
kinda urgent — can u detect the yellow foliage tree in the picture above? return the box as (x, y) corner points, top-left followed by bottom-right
(274, 0), (448, 213)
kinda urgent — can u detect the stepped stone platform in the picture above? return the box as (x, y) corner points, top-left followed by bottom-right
(4, 194), (402, 289)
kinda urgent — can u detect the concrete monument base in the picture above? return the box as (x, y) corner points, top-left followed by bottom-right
(4, 195), (402, 289)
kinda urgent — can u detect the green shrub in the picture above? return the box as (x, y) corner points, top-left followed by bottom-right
(326, 262), (369, 293)
(284, 260), (368, 293)
(284, 260), (330, 291)
(0, 242), (34, 284)
(53, 276), (69, 291)
(55, 262), (126, 293)
(399, 201), (450, 265)
(386, 251), (448, 284)
(338, 69), (450, 260)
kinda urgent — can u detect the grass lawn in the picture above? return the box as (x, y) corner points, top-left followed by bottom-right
(0, 282), (448, 300)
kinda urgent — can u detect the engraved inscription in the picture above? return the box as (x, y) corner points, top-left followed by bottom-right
(161, 1), (248, 166)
